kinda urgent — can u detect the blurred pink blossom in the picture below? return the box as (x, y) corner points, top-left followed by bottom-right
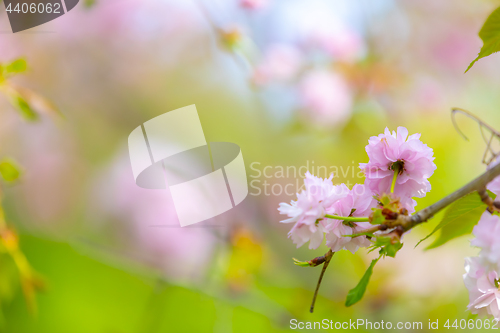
(240, 0), (269, 10)
(306, 25), (364, 62)
(413, 76), (445, 111)
(11, 123), (84, 226)
(55, 0), (203, 40)
(431, 30), (479, 71)
(92, 152), (217, 281)
(298, 70), (353, 126)
(252, 44), (303, 85)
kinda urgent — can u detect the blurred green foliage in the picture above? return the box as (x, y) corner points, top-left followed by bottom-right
(0, 159), (22, 184)
(0, 59), (27, 79)
(0, 58), (60, 121)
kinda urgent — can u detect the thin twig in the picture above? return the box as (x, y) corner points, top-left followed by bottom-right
(310, 249), (334, 313)
(451, 108), (500, 141)
(451, 108), (500, 165)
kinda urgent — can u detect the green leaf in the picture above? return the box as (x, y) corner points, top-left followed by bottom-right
(0, 159), (22, 183)
(292, 258), (310, 267)
(383, 242), (403, 258)
(3, 59), (27, 76)
(345, 256), (380, 307)
(421, 192), (489, 250)
(368, 236), (403, 258)
(466, 6), (500, 72)
(10, 95), (38, 121)
(369, 236), (391, 249)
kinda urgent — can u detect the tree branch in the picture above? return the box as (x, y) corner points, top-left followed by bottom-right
(390, 161), (500, 231)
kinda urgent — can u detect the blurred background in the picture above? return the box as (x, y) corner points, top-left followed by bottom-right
(1, 0), (500, 332)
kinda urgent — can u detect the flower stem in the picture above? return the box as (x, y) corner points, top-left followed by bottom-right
(390, 165), (400, 193)
(324, 214), (369, 222)
(310, 249), (334, 313)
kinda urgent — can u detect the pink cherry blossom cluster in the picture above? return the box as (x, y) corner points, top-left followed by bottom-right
(464, 213), (500, 320)
(278, 126), (436, 252)
(463, 159), (500, 321)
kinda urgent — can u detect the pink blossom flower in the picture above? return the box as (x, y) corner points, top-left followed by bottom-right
(278, 172), (348, 249)
(278, 172), (347, 225)
(287, 220), (329, 250)
(464, 257), (500, 320)
(359, 127), (436, 213)
(279, 176), (378, 252)
(325, 184), (377, 253)
(252, 44), (303, 86)
(472, 212), (500, 265)
(350, 183), (379, 217)
(298, 70), (353, 126)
